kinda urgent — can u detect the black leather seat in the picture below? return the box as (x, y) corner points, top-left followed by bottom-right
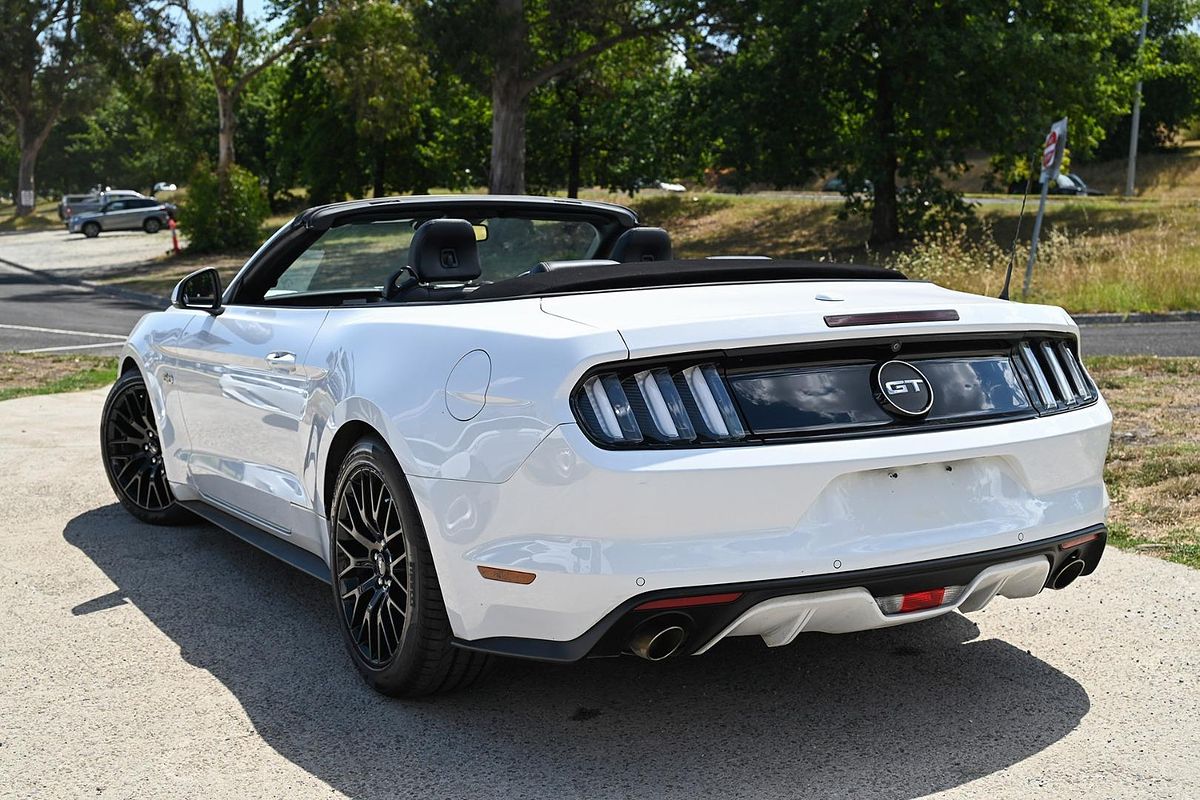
(609, 227), (672, 262)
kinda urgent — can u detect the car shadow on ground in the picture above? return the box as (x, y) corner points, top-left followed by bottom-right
(66, 505), (1089, 799)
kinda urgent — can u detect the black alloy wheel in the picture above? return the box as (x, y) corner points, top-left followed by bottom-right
(101, 371), (191, 525)
(334, 463), (410, 667)
(330, 437), (491, 696)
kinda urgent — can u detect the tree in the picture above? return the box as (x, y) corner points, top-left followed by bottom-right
(525, 36), (690, 195)
(1096, 0), (1200, 158)
(162, 0), (334, 185)
(697, 0), (1139, 245)
(427, 0), (691, 194)
(0, 0), (85, 215)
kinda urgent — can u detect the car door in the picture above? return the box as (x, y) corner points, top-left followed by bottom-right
(172, 304), (330, 539)
(103, 200), (135, 229)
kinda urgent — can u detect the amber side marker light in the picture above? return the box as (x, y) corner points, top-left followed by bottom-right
(1059, 531), (1102, 551)
(477, 566), (537, 584)
(634, 592), (743, 611)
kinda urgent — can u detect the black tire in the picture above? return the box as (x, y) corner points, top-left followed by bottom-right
(143, 217), (162, 234)
(101, 371), (192, 526)
(82, 221), (100, 238)
(330, 436), (492, 696)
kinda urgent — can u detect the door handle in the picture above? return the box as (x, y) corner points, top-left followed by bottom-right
(265, 351), (296, 369)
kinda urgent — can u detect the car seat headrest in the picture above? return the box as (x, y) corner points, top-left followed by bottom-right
(610, 227), (673, 263)
(407, 219), (481, 283)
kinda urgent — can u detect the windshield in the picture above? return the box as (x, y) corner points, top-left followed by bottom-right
(267, 215), (607, 298)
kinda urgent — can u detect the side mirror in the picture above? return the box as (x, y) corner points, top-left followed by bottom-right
(171, 267), (224, 315)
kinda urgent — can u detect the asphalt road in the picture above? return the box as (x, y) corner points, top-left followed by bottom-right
(0, 260), (160, 354)
(0, 228), (1198, 356)
(1, 388), (1197, 799)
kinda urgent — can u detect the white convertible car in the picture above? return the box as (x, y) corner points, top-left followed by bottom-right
(102, 195), (1111, 696)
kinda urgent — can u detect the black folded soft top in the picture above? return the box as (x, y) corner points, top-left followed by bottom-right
(468, 258), (906, 300)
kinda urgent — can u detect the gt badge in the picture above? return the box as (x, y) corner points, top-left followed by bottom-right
(874, 360), (934, 417)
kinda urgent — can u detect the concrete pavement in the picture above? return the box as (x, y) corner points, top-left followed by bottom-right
(0, 387), (1198, 799)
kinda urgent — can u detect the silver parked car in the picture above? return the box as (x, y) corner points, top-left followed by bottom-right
(61, 190), (147, 222)
(69, 197), (173, 238)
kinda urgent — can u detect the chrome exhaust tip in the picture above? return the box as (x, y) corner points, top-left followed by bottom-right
(1051, 558), (1086, 590)
(628, 623), (687, 661)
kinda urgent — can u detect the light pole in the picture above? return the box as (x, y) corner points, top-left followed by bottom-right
(1125, 0), (1151, 197)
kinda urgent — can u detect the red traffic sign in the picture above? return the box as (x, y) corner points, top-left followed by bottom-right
(1042, 131), (1059, 169)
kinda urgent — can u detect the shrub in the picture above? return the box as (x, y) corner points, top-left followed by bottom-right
(179, 159), (269, 253)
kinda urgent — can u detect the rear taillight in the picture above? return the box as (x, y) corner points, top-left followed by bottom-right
(574, 361), (747, 446)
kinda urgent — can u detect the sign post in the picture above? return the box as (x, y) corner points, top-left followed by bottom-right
(1023, 117), (1067, 300)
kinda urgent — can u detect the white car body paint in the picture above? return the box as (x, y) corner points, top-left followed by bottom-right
(121, 270), (1110, 652)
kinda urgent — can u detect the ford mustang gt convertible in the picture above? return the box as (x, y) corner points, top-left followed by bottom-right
(101, 195), (1111, 696)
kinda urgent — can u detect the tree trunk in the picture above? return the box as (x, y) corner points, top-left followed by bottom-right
(16, 146), (38, 217)
(14, 114), (54, 217)
(372, 143), (386, 197)
(216, 86), (237, 182)
(567, 92), (582, 198)
(489, 0), (529, 194)
(490, 76), (529, 194)
(868, 65), (900, 247)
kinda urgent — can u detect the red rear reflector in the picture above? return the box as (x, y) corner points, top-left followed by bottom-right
(1059, 531), (1101, 551)
(824, 309), (960, 327)
(635, 592), (743, 611)
(898, 587), (946, 613)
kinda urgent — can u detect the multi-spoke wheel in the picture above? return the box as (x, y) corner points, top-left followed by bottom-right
(330, 436), (492, 696)
(101, 370), (191, 525)
(334, 465), (409, 666)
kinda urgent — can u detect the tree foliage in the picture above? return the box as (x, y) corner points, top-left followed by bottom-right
(179, 157), (268, 251)
(695, 0), (1139, 244)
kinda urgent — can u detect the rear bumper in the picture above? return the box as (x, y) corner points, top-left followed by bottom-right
(453, 525), (1107, 662)
(411, 398), (1111, 647)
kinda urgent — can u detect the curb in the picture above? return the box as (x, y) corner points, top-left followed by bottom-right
(0, 255), (169, 309)
(1072, 310), (1200, 325)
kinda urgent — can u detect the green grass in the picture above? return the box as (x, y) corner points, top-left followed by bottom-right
(0, 198), (61, 232)
(1088, 356), (1200, 569)
(0, 353), (117, 402)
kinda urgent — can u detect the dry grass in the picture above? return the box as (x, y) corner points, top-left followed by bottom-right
(1088, 356), (1200, 568)
(0, 353), (117, 402)
(613, 192), (1200, 314)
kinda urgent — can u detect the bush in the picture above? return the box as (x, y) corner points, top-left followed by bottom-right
(179, 159), (269, 252)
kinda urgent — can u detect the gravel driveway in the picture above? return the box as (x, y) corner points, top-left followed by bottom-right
(1, 388), (1197, 799)
(0, 227), (180, 279)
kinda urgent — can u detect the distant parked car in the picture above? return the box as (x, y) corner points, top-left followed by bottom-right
(152, 181), (178, 195)
(62, 190), (147, 223)
(68, 197), (173, 237)
(823, 177), (874, 193)
(1008, 173), (1104, 196)
(58, 193), (97, 221)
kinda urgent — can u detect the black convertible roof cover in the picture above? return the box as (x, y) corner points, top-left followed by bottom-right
(468, 258), (906, 300)
(296, 194), (639, 231)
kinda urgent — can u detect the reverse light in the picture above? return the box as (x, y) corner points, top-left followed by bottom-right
(875, 585), (964, 615)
